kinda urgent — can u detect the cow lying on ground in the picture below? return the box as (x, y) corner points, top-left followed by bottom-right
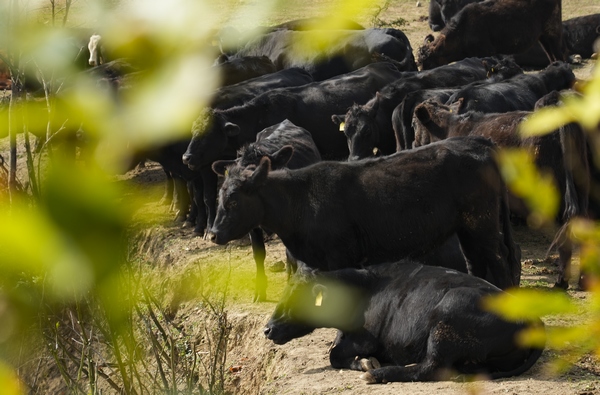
(417, 0), (566, 70)
(331, 56), (521, 158)
(411, 92), (589, 289)
(445, 61), (575, 115)
(210, 136), (521, 290)
(428, 0), (483, 32)
(211, 119), (321, 301)
(230, 28), (417, 80)
(265, 260), (545, 383)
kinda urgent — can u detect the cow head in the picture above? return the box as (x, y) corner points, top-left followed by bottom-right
(264, 270), (366, 345)
(412, 98), (458, 146)
(183, 108), (240, 170)
(417, 34), (451, 70)
(337, 94), (382, 161)
(208, 157), (271, 245)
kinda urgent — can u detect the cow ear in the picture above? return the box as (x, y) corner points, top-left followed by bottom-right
(365, 93), (380, 118)
(223, 122), (240, 137)
(312, 284), (328, 307)
(270, 145), (294, 169)
(249, 156), (271, 188)
(448, 99), (462, 113)
(331, 114), (345, 125)
(414, 103), (432, 125)
(212, 159), (236, 176)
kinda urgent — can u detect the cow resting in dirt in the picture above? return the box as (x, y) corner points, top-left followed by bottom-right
(417, 0), (566, 70)
(209, 136), (521, 290)
(264, 260), (545, 383)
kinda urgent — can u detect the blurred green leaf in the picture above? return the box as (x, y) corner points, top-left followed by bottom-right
(497, 149), (559, 226)
(0, 361), (23, 395)
(484, 288), (578, 321)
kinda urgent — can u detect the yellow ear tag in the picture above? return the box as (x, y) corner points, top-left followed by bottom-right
(315, 291), (323, 307)
(225, 169), (229, 177)
(339, 122), (345, 132)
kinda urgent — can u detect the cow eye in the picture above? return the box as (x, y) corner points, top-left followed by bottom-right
(226, 200), (237, 209)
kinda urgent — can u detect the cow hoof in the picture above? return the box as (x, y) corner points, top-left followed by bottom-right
(553, 280), (569, 290)
(359, 357), (381, 371)
(359, 371), (377, 384)
(181, 221), (194, 229)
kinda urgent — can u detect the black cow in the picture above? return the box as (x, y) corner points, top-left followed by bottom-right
(513, 14), (600, 69)
(417, 0), (566, 70)
(212, 54), (277, 87)
(210, 67), (312, 109)
(411, 92), (589, 289)
(211, 119), (321, 301)
(182, 61), (407, 232)
(428, 0), (483, 32)
(209, 136), (521, 290)
(230, 28), (417, 80)
(445, 61), (575, 114)
(265, 260), (545, 383)
(331, 56), (521, 159)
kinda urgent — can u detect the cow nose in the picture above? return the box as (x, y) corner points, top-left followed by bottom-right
(263, 326), (271, 337)
(182, 153), (191, 165)
(207, 231), (217, 243)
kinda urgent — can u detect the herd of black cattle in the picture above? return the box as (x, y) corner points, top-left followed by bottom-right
(9, 0), (599, 384)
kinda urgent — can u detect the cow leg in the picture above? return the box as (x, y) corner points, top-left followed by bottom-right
(554, 239), (573, 290)
(190, 178), (207, 235)
(173, 176), (190, 222)
(329, 331), (380, 371)
(201, 166), (219, 239)
(249, 227), (267, 302)
(456, 226), (513, 290)
(160, 168), (174, 206)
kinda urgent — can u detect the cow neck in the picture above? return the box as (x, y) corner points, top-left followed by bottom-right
(257, 169), (308, 242)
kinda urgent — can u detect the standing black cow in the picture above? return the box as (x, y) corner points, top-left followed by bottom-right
(209, 136), (521, 290)
(417, 0), (566, 70)
(331, 56), (521, 159)
(211, 120), (321, 301)
(265, 260), (545, 383)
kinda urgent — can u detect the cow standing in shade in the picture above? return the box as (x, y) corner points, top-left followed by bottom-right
(212, 120), (321, 301)
(210, 136), (521, 290)
(265, 260), (544, 383)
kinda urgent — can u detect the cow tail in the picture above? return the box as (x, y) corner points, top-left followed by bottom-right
(546, 122), (589, 256)
(500, 179), (522, 287)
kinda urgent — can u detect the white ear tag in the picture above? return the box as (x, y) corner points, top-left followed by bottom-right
(339, 122), (345, 132)
(315, 291), (323, 307)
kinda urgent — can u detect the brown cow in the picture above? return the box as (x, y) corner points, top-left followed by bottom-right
(417, 0), (567, 70)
